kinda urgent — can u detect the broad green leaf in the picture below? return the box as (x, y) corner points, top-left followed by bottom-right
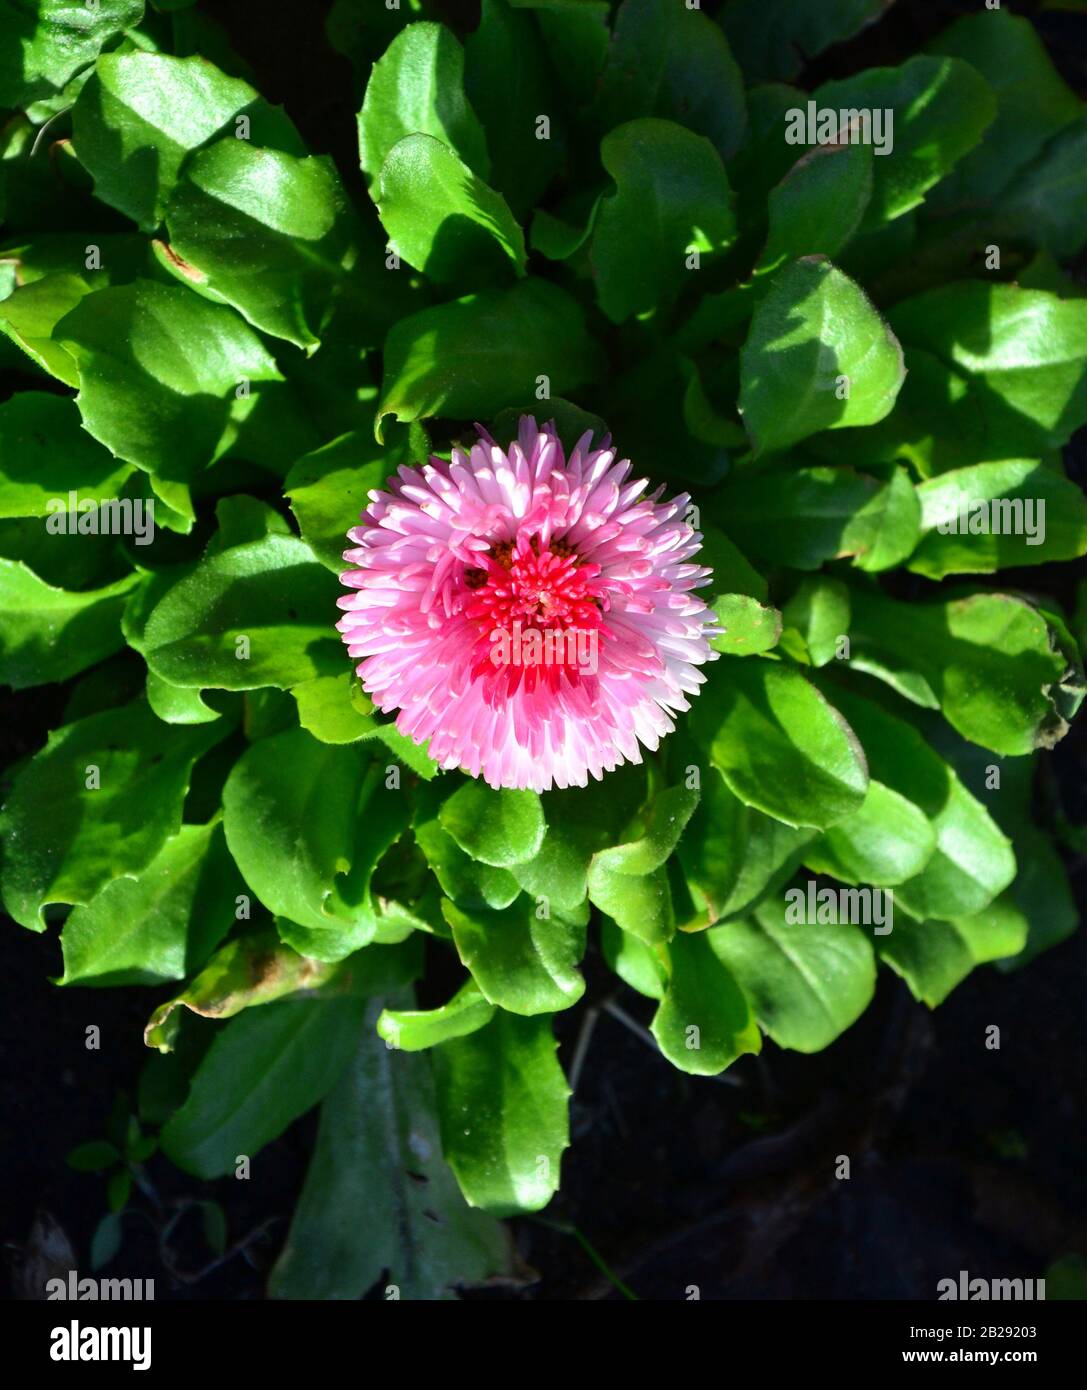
(414, 810), (520, 913)
(0, 560), (139, 689)
(586, 783), (699, 944)
(710, 593), (781, 657)
(71, 51), (302, 230)
(0, 274), (86, 386)
(463, 0), (564, 218)
(699, 523), (768, 603)
(163, 140), (354, 351)
(994, 112), (1087, 261)
(222, 728), (409, 940)
(433, 1011), (569, 1215)
(161, 994), (369, 1178)
(721, 0), (890, 82)
(650, 929), (761, 1075)
(926, 11), (1080, 210)
(377, 981), (496, 1051)
(139, 534), (342, 690)
(443, 897), (585, 1015)
(598, 0), (746, 160)
(376, 278), (602, 439)
(756, 143), (873, 276)
(711, 898), (877, 1052)
(910, 461), (1087, 578)
(0, 700), (226, 930)
(145, 672), (222, 726)
(804, 780), (937, 887)
(814, 56), (996, 225)
(55, 280), (283, 483)
(439, 783), (544, 868)
(739, 258), (904, 455)
(848, 587), (1069, 755)
(591, 119), (736, 325)
(889, 283), (1087, 456)
(876, 913), (976, 1007)
(0, 0), (144, 108)
(782, 576), (850, 667)
(690, 658), (868, 830)
(376, 134), (526, 284)
(284, 431), (390, 573)
(59, 821), (239, 988)
(998, 823), (1077, 969)
(269, 1014), (509, 1298)
(291, 672), (437, 778)
(145, 930), (420, 1052)
(508, 762), (649, 915)
(0, 396), (132, 518)
(358, 22), (490, 182)
(600, 918), (666, 1000)
(825, 684), (1016, 920)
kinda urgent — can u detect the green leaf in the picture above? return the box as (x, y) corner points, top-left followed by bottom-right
(0, 560), (140, 689)
(650, 929), (761, 1075)
(269, 1013), (509, 1298)
(71, 51), (302, 230)
(825, 684), (1016, 920)
(598, 0), (746, 160)
(358, 22), (490, 183)
(162, 140), (353, 351)
(284, 431), (391, 573)
(756, 142), (873, 277)
(721, 0), (890, 83)
(782, 576), (850, 667)
(804, 780), (937, 887)
(876, 913), (978, 1008)
(377, 981), (496, 1051)
(433, 1011), (569, 1215)
(376, 278), (602, 439)
(161, 994), (369, 1178)
(439, 783), (544, 868)
(739, 257), (904, 455)
(711, 897), (877, 1052)
(67, 1140), (121, 1172)
(90, 1213), (123, 1271)
(710, 593), (782, 657)
(888, 283), (1087, 456)
(376, 134), (526, 285)
(463, 0), (563, 218)
(222, 728), (409, 941)
(58, 821), (240, 988)
(600, 917), (666, 1000)
(848, 587), (1069, 755)
(0, 273), (87, 386)
(0, 0), (144, 108)
(586, 783), (699, 944)
(690, 658), (868, 830)
(0, 701), (226, 930)
(146, 671), (222, 725)
(814, 56), (997, 226)
(443, 897), (586, 1015)
(56, 280), (283, 483)
(0, 394), (132, 515)
(926, 11), (1080, 211)
(139, 534), (342, 690)
(909, 461), (1087, 578)
(591, 118), (736, 324)
(145, 930), (418, 1052)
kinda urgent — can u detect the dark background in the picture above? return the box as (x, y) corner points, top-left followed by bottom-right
(2, 0), (1086, 1300)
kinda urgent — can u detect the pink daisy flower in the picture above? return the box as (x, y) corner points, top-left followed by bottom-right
(337, 416), (717, 791)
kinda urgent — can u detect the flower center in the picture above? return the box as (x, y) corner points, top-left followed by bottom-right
(462, 533), (608, 693)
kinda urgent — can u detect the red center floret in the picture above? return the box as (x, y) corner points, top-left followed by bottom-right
(462, 533), (610, 697)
